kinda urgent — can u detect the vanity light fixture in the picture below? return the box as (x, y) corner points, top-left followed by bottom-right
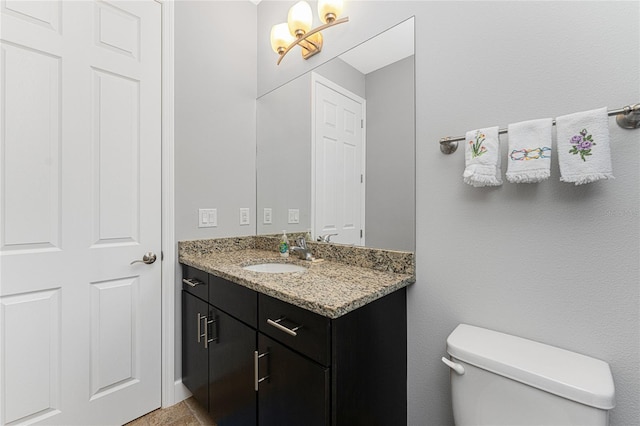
(270, 0), (349, 65)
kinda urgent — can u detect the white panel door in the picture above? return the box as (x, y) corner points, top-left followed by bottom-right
(0, 1), (162, 424)
(313, 75), (365, 245)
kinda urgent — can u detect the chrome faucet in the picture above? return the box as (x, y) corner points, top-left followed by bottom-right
(316, 233), (338, 243)
(290, 237), (313, 261)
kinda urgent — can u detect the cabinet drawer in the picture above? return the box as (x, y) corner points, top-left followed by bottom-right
(209, 275), (257, 328)
(259, 294), (331, 366)
(182, 265), (208, 301)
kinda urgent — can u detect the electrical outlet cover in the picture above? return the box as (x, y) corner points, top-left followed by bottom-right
(263, 208), (272, 224)
(288, 209), (300, 224)
(240, 208), (250, 225)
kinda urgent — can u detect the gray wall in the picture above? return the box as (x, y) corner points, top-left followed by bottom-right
(174, 0), (256, 378)
(256, 2), (639, 425)
(365, 56), (415, 251)
(256, 73), (312, 234)
(414, 3), (638, 425)
(315, 58), (366, 99)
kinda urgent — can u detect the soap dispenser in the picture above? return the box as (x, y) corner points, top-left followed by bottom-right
(279, 231), (289, 258)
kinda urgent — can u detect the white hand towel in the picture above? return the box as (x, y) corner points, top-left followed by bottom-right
(463, 126), (503, 187)
(506, 118), (553, 183)
(556, 107), (614, 185)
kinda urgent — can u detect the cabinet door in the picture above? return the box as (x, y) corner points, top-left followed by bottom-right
(208, 307), (257, 425)
(182, 291), (209, 410)
(257, 334), (330, 426)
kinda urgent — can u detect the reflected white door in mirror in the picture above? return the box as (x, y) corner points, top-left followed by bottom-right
(312, 73), (365, 246)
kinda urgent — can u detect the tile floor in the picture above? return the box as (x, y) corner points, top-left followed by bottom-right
(125, 398), (216, 426)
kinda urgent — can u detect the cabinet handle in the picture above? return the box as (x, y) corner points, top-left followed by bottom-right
(204, 315), (208, 349)
(254, 350), (270, 391)
(197, 313), (207, 345)
(183, 278), (204, 287)
(206, 315), (218, 347)
(267, 317), (301, 337)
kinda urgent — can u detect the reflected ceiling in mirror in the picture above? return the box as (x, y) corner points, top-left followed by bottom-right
(257, 17), (415, 252)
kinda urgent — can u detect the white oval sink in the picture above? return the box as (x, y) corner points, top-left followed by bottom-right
(243, 263), (307, 273)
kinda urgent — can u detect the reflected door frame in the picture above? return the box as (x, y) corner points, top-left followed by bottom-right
(311, 72), (366, 246)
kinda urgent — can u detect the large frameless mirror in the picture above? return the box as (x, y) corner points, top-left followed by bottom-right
(257, 17), (415, 251)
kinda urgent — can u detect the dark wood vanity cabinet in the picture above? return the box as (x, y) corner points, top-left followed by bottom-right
(257, 295), (332, 426)
(181, 265), (407, 426)
(182, 266), (257, 425)
(181, 291), (209, 409)
(208, 306), (257, 424)
(257, 334), (330, 426)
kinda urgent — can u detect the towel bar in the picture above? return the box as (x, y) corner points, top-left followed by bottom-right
(439, 103), (640, 154)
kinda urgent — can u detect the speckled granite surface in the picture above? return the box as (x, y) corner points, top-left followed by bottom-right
(179, 237), (415, 319)
(180, 236), (414, 275)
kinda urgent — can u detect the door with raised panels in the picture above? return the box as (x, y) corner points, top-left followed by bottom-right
(0, 1), (162, 424)
(313, 74), (365, 246)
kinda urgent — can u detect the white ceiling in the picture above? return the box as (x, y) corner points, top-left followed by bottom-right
(336, 18), (414, 75)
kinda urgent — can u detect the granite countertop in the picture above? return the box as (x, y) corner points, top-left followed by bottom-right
(179, 242), (415, 319)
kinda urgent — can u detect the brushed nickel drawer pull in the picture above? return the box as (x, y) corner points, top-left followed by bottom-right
(254, 351), (270, 391)
(197, 313), (207, 345)
(183, 278), (204, 287)
(207, 315), (218, 347)
(267, 317), (301, 337)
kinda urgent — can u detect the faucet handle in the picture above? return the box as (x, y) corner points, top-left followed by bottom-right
(296, 237), (307, 249)
(317, 233), (338, 243)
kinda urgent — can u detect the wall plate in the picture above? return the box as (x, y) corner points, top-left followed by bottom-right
(263, 208), (272, 224)
(199, 208), (217, 228)
(288, 209), (299, 224)
(240, 208), (250, 225)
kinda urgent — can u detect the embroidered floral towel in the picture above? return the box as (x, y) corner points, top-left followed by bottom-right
(506, 118), (553, 183)
(556, 107), (614, 185)
(463, 126), (503, 187)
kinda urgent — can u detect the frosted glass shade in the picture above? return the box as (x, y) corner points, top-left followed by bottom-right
(288, 1), (312, 36)
(270, 23), (294, 53)
(318, 0), (343, 23)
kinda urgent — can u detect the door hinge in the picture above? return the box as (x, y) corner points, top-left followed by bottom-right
(161, 251), (164, 261)
(361, 119), (364, 128)
(360, 229), (363, 238)
(360, 174), (363, 183)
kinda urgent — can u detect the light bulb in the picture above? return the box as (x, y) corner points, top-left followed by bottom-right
(318, 0), (343, 24)
(270, 23), (294, 54)
(288, 1), (312, 37)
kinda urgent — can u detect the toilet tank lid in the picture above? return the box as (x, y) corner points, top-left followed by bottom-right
(446, 324), (615, 410)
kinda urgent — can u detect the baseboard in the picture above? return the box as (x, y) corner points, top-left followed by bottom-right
(174, 379), (192, 404)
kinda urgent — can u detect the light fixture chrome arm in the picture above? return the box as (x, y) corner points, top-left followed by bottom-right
(277, 17), (349, 65)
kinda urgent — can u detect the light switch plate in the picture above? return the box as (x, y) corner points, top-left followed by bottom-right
(288, 209), (299, 224)
(240, 208), (250, 225)
(263, 208), (272, 224)
(198, 208), (217, 228)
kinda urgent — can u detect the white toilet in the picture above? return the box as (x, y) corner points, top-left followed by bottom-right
(442, 324), (615, 426)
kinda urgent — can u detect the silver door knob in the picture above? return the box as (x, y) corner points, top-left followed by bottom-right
(130, 252), (157, 265)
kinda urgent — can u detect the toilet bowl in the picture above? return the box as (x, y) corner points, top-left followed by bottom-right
(442, 324), (615, 426)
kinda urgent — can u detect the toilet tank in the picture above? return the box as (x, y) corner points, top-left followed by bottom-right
(445, 324), (615, 426)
